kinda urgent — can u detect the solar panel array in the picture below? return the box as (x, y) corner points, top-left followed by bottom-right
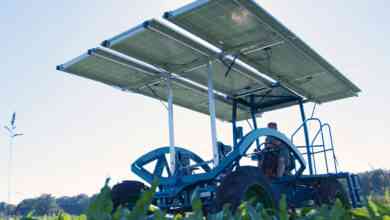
(165, 0), (361, 103)
(57, 0), (361, 122)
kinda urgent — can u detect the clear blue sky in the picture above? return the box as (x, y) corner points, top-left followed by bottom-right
(0, 0), (389, 204)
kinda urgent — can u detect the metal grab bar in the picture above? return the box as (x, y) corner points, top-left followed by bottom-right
(296, 145), (328, 148)
(322, 123), (339, 173)
(291, 117), (339, 174)
(301, 148), (335, 154)
(310, 123), (329, 173)
(291, 118), (323, 144)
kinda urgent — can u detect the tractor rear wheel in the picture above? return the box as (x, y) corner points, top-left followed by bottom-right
(111, 180), (149, 211)
(315, 178), (351, 209)
(214, 166), (277, 213)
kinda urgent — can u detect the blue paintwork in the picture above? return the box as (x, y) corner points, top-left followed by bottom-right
(55, 0), (362, 210)
(250, 95), (261, 150)
(232, 100), (238, 148)
(130, 118), (361, 209)
(132, 146), (211, 185)
(132, 128), (306, 197)
(291, 116), (339, 175)
(125, 69), (360, 210)
(298, 101), (314, 175)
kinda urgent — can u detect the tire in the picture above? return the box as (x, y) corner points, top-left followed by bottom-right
(214, 166), (277, 213)
(111, 180), (149, 211)
(316, 178), (351, 209)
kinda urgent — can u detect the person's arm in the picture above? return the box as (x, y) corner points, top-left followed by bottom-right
(277, 157), (286, 177)
(272, 139), (282, 146)
(277, 147), (289, 177)
(266, 137), (280, 148)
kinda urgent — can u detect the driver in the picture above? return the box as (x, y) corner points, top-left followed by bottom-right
(260, 122), (290, 178)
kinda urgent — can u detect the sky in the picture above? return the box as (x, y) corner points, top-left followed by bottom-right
(0, 0), (389, 204)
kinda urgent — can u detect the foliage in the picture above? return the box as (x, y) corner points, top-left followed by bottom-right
(0, 202), (16, 217)
(2, 195), (90, 217)
(2, 169), (388, 218)
(86, 178), (113, 220)
(56, 195), (90, 215)
(359, 169), (390, 197)
(15, 195), (61, 216)
(83, 179), (390, 220)
(2, 177), (390, 220)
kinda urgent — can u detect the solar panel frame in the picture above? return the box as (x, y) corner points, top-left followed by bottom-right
(57, 48), (252, 122)
(58, 0), (362, 123)
(57, 48), (160, 91)
(165, 0), (361, 104)
(137, 77), (252, 121)
(102, 20), (212, 74)
(102, 19), (276, 96)
(101, 19), (302, 111)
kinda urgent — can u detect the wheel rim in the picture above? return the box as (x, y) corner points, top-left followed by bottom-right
(244, 184), (275, 209)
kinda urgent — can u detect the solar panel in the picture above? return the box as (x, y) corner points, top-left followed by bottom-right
(165, 0), (361, 103)
(58, 0), (361, 123)
(57, 48), (159, 90)
(103, 20), (282, 94)
(57, 48), (251, 121)
(102, 19), (302, 111)
(102, 19), (211, 74)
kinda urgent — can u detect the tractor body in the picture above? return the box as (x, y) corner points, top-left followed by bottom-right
(57, 0), (363, 213)
(131, 119), (362, 213)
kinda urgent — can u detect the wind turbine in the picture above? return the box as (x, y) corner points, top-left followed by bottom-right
(4, 112), (23, 219)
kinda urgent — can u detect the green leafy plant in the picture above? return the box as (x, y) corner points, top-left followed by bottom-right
(72, 180), (390, 220)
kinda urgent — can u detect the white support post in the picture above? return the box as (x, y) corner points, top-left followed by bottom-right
(167, 75), (176, 174)
(7, 138), (13, 220)
(207, 61), (219, 167)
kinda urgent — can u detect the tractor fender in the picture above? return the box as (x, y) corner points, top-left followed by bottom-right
(236, 128), (306, 175)
(131, 146), (211, 185)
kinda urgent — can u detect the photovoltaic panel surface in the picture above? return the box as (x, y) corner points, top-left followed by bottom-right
(57, 48), (159, 90)
(102, 20), (211, 74)
(102, 19), (301, 113)
(57, 48), (251, 121)
(58, 0), (361, 122)
(102, 19), (274, 96)
(165, 0), (361, 103)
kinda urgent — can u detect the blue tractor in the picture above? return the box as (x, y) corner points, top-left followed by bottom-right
(57, 0), (362, 213)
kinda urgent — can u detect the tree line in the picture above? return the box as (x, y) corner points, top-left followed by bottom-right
(0, 194), (91, 216)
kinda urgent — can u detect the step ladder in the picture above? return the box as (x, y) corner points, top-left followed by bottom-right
(347, 173), (363, 207)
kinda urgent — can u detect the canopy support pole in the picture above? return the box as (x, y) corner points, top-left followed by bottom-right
(167, 74), (176, 174)
(299, 100), (314, 175)
(207, 61), (219, 167)
(250, 95), (261, 150)
(232, 100), (238, 148)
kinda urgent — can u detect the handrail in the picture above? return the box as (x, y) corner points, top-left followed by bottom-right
(291, 118), (322, 144)
(310, 124), (329, 173)
(291, 117), (339, 175)
(322, 123), (339, 173)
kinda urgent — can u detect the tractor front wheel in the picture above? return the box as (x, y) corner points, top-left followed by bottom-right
(214, 166), (277, 213)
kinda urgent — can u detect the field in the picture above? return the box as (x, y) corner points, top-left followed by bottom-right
(2, 180), (389, 220)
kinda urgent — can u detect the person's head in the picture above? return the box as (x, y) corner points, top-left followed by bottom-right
(267, 122), (278, 130)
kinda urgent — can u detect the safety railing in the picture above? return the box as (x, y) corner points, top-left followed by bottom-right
(291, 118), (339, 175)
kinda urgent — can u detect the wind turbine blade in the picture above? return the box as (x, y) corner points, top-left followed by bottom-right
(11, 112), (16, 128)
